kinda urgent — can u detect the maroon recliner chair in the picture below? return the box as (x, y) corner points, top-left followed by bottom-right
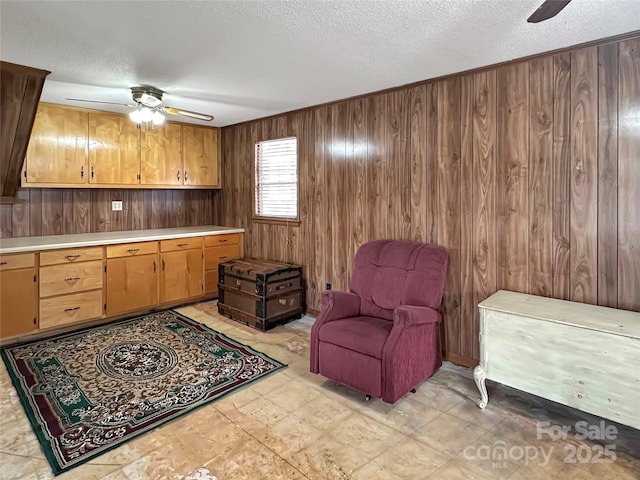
(310, 240), (449, 403)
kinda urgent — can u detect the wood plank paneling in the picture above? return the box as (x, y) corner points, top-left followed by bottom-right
(597, 43), (619, 308)
(552, 53), (572, 300)
(409, 85), (427, 243)
(219, 37), (640, 365)
(436, 78), (462, 357)
(472, 70), (497, 360)
(1, 187), (214, 238)
(460, 75), (474, 359)
(570, 48), (598, 305)
(529, 57), (554, 297)
(496, 63), (529, 293)
(618, 38), (640, 311)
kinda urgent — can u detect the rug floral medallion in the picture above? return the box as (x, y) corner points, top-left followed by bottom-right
(1, 310), (286, 475)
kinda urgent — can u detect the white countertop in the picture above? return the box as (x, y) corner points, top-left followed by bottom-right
(0, 226), (244, 254)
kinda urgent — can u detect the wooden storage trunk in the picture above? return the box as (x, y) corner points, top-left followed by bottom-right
(217, 258), (303, 331)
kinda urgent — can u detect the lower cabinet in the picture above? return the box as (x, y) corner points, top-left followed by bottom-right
(204, 234), (243, 295)
(0, 254), (37, 339)
(106, 249), (159, 315)
(159, 238), (204, 303)
(0, 232), (244, 341)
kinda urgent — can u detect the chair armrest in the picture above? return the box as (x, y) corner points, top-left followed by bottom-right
(310, 291), (361, 374)
(319, 291), (361, 323)
(393, 305), (441, 329)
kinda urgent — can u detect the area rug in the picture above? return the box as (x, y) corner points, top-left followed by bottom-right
(1, 310), (286, 475)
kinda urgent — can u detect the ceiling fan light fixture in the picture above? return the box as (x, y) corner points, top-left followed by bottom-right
(129, 108), (143, 124)
(152, 110), (165, 126)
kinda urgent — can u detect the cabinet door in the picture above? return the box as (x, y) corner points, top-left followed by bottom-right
(25, 103), (88, 184)
(89, 112), (139, 185)
(160, 249), (203, 303)
(182, 126), (219, 187)
(0, 268), (37, 339)
(204, 244), (242, 295)
(140, 122), (182, 185)
(106, 255), (158, 315)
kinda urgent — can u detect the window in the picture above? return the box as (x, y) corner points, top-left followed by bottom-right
(255, 137), (298, 220)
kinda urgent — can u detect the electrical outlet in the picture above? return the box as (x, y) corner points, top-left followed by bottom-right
(111, 201), (123, 211)
(326, 283), (331, 290)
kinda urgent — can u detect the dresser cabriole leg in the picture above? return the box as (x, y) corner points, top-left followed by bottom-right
(473, 364), (488, 409)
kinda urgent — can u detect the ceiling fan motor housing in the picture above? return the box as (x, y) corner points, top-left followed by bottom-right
(131, 86), (164, 107)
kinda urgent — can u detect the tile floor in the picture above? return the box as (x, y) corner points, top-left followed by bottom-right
(1, 301), (638, 480)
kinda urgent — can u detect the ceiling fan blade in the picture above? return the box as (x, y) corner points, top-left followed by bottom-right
(527, 0), (572, 23)
(66, 98), (137, 107)
(164, 106), (213, 122)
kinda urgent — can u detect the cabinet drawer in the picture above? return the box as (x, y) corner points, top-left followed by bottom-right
(107, 242), (158, 258)
(40, 247), (103, 266)
(161, 237), (203, 252)
(0, 253), (35, 271)
(40, 260), (103, 298)
(40, 289), (103, 329)
(204, 234), (241, 247)
(204, 244), (242, 271)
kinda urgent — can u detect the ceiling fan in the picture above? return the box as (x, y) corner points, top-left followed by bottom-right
(66, 85), (214, 124)
(527, 0), (572, 23)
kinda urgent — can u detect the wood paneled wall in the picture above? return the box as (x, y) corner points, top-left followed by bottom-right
(217, 37), (640, 366)
(0, 188), (215, 238)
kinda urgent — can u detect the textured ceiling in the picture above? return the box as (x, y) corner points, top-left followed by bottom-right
(1, 0), (638, 127)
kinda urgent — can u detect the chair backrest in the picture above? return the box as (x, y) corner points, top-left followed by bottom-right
(350, 240), (449, 320)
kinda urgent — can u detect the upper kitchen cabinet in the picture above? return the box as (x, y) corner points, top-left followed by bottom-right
(140, 122), (182, 186)
(88, 112), (139, 185)
(24, 103), (88, 185)
(182, 125), (220, 187)
(21, 103), (221, 189)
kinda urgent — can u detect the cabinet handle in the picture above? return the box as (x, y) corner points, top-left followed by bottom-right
(91, 165), (94, 179)
(64, 276), (81, 281)
(153, 260), (157, 272)
(219, 239), (228, 243)
(177, 170), (181, 181)
(64, 307), (80, 312)
(218, 256), (228, 260)
(177, 243), (188, 247)
(127, 248), (140, 253)
(80, 166), (84, 179)
(184, 171), (188, 181)
(0, 261), (7, 266)
(65, 254), (81, 260)
(162, 259), (165, 271)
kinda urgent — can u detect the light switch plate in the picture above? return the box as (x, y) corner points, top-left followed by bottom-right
(111, 201), (123, 211)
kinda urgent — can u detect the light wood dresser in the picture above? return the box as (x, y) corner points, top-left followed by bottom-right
(474, 290), (640, 430)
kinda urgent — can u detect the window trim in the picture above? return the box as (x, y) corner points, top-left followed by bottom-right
(253, 136), (300, 225)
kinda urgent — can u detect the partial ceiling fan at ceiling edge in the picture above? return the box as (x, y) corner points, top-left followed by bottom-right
(527, 0), (572, 23)
(65, 85), (214, 122)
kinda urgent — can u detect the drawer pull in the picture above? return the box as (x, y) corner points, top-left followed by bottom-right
(64, 276), (81, 282)
(65, 254), (81, 260)
(219, 239), (228, 243)
(64, 307), (80, 312)
(127, 248), (140, 253)
(218, 256), (228, 260)
(0, 261), (7, 266)
(177, 243), (188, 247)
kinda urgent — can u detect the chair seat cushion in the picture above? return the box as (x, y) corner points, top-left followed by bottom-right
(318, 316), (393, 359)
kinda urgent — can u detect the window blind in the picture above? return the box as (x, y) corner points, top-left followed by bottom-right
(255, 137), (298, 219)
